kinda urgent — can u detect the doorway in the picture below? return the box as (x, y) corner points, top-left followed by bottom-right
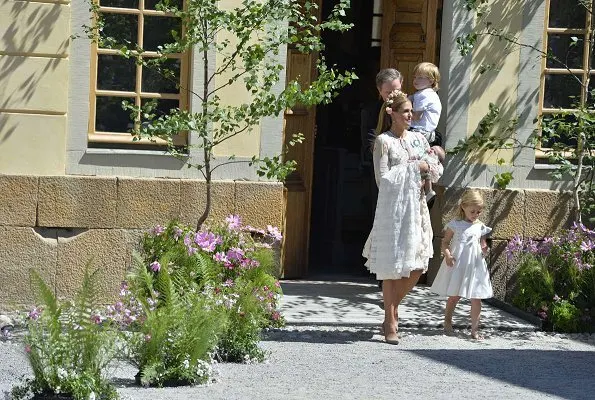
(308, 0), (380, 276)
(307, 0), (443, 277)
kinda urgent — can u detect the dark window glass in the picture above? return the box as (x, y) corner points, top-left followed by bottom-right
(543, 74), (583, 108)
(96, 96), (136, 132)
(541, 114), (579, 148)
(100, 0), (139, 8)
(142, 58), (180, 93)
(141, 98), (179, 122)
(546, 34), (584, 69)
(143, 16), (181, 51)
(101, 13), (138, 46)
(145, 0), (183, 10)
(97, 55), (137, 91)
(548, 0), (586, 29)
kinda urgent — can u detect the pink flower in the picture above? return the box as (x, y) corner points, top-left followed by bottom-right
(266, 225), (283, 241)
(145, 334), (152, 342)
(226, 215), (242, 230)
(91, 314), (102, 324)
(194, 231), (222, 252)
(150, 261), (161, 272)
(150, 225), (165, 236)
(28, 307), (41, 321)
(173, 227), (183, 240)
(214, 252), (229, 264)
(25, 345), (31, 353)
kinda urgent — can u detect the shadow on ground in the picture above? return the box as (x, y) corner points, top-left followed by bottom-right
(410, 348), (595, 400)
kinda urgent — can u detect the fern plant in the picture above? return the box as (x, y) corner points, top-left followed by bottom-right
(124, 256), (227, 387)
(11, 264), (119, 400)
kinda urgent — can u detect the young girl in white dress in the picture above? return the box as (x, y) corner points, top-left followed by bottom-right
(430, 189), (493, 340)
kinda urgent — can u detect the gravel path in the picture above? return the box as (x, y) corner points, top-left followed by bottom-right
(2, 326), (594, 400)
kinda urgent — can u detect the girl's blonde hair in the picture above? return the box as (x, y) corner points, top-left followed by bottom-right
(414, 62), (441, 90)
(458, 189), (485, 220)
(375, 89), (410, 136)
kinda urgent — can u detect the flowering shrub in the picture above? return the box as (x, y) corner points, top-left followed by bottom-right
(506, 222), (595, 332)
(11, 267), (119, 400)
(106, 216), (284, 386)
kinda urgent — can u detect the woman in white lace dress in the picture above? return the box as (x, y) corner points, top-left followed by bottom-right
(363, 89), (443, 344)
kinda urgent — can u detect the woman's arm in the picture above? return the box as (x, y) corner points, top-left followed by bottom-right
(372, 135), (389, 186)
(441, 228), (455, 267)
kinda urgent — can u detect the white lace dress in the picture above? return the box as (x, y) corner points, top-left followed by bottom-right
(362, 130), (443, 280)
(430, 220), (493, 299)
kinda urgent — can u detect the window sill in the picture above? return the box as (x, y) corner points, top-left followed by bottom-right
(533, 163), (560, 170)
(85, 148), (187, 158)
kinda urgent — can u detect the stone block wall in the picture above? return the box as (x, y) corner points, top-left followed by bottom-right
(0, 174), (284, 310)
(427, 185), (573, 302)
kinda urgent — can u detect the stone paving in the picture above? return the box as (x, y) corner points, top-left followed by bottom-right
(280, 279), (537, 331)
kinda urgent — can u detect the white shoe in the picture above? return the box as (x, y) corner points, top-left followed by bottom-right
(426, 190), (436, 203)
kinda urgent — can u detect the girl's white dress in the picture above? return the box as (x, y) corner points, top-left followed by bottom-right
(362, 130), (442, 280)
(430, 219), (493, 299)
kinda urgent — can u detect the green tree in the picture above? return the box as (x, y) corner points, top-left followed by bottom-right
(453, 0), (595, 224)
(85, 0), (356, 229)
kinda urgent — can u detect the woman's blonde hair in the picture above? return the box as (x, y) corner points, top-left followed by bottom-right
(375, 89), (410, 136)
(413, 62), (440, 90)
(458, 189), (485, 220)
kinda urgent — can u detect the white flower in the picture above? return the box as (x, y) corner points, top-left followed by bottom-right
(57, 367), (68, 380)
(183, 359), (190, 369)
(89, 392), (96, 400)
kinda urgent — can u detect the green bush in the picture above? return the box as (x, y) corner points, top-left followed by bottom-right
(12, 265), (119, 400)
(106, 216), (284, 386)
(513, 256), (554, 313)
(507, 223), (595, 333)
(551, 300), (582, 333)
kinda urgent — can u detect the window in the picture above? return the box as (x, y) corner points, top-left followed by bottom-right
(89, 0), (188, 147)
(539, 0), (593, 154)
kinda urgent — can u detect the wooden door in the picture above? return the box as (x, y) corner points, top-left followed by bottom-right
(281, 0), (442, 278)
(380, 0), (441, 94)
(281, 2), (321, 278)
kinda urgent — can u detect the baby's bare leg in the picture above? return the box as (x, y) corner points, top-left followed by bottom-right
(432, 146), (446, 163)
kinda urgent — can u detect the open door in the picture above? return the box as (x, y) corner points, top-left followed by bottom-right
(381, 0), (441, 94)
(282, 0), (442, 278)
(281, 1), (321, 278)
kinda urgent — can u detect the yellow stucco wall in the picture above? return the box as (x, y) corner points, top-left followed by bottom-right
(467, 0), (520, 165)
(212, 0), (263, 157)
(0, 0), (70, 176)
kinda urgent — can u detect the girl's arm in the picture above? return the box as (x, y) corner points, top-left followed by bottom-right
(441, 227), (455, 267)
(480, 236), (489, 257)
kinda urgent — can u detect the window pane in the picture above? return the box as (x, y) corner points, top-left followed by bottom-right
(143, 16), (181, 51)
(548, 0), (586, 29)
(145, 0), (183, 10)
(541, 114), (579, 148)
(96, 96), (136, 132)
(543, 74), (582, 108)
(142, 58), (180, 93)
(141, 98), (179, 122)
(546, 34), (584, 69)
(97, 55), (137, 91)
(100, 0), (139, 8)
(101, 13), (138, 46)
